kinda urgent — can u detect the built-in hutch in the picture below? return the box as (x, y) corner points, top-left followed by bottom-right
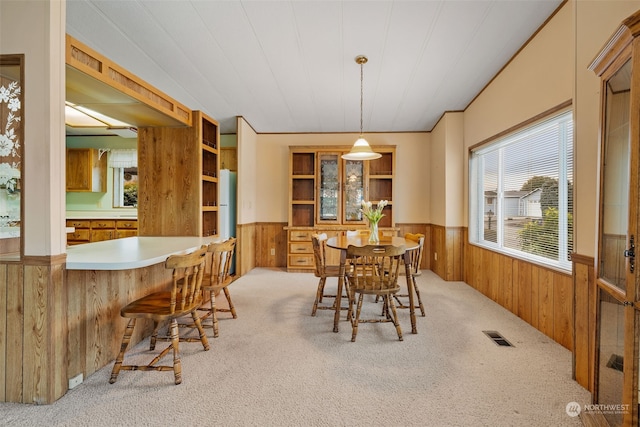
(286, 145), (396, 271)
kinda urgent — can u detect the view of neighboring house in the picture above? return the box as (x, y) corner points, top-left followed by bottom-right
(484, 188), (542, 218)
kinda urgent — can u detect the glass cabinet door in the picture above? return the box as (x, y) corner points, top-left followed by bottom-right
(317, 153), (341, 224)
(343, 159), (365, 224)
(594, 55), (638, 426)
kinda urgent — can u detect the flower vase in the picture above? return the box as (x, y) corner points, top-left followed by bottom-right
(368, 221), (380, 244)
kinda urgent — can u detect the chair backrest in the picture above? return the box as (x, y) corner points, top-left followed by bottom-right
(166, 245), (208, 313)
(346, 244), (406, 290)
(404, 233), (425, 275)
(311, 233), (329, 277)
(208, 237), (237, 289)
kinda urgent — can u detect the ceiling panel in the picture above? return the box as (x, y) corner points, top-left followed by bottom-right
(66, 0), (563, 134)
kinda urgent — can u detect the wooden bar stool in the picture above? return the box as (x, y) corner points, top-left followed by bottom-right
(109, 245), (209, 385)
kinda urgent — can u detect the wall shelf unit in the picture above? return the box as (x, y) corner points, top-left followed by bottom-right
(138, 110), (219, 237)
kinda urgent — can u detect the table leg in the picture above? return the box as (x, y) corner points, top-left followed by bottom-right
(333, 250), (347, 333)
(404, 252), (417, 334)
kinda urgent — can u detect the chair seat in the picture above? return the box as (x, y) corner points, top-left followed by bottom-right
(120, 291), (202, 321)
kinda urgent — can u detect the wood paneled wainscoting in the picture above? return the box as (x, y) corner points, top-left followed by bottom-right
(0, 256), (67, 404)
(430, 225), (463, 281)
(572, 253), (595, 392)
(250, 222), (433, 271)
(463, 229), (573, 351)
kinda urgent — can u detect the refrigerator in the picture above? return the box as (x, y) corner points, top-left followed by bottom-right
(219, 169), (237, 273)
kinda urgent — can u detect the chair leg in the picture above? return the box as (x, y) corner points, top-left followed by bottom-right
(223, 287), (237, 319)
(412, 276), (425, 317)
(387, 295), (403, 341)
(149, 321), (161, 350)
(351, 293), (364, 342)
(211, 294), (220, 338)
(168, 319), (183, 385)
(109, 318), (136, 384)
(191, 310), (210, 350)
(312, 277), (326, 316)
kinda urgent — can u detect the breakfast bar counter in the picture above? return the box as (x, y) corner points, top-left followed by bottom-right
(65, 236), (219, 386)
(66, 236), (218, 270)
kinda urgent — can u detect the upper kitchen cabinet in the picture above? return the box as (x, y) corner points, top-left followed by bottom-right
(66, 148), (106, 192)
(138, 111), (219, 237)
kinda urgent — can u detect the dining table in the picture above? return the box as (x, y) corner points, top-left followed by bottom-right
(326, 235), (420, 334)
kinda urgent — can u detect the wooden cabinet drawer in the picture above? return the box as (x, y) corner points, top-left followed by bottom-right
(116, 220), (137, 229)
(290, 242), (312, 254)
(66, 220), (90, 229)
(91, 220), (116, 229)
(289, 230), (312, 241)
(116, 230), (137, 239)
(68, 229), (90, 241)
(91, 229), (114, 242)
(289, 255), (314, 267)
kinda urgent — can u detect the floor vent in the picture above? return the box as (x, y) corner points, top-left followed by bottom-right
(483, 330), (514, 347)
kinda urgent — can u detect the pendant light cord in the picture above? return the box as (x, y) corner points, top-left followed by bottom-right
(360, 60), (364, 136)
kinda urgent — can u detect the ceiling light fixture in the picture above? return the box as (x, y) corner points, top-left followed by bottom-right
(342, 55), (381, 161)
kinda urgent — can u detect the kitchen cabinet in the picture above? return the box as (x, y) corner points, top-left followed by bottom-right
(66, 218), (138, 245)
(66, 148), (107, 192)
(115, 219), (138, 238)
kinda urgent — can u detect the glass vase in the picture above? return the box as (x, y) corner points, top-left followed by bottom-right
(368, 221), (380, 244)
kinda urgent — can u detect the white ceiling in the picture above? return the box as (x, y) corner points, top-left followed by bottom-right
(65, 0), (562, 135)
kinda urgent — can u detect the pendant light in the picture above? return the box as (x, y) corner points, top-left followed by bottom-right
(342, 55), (381, 160)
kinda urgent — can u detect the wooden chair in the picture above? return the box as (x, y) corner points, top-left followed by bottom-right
(109, 245), (209, 385)
(200, 237), (237, 338)
(345, 244), (406, 342)
(311, 233), (345, 316)
(393, 233), (426, 316)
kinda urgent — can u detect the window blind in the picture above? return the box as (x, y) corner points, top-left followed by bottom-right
(469, 110), (573, 271)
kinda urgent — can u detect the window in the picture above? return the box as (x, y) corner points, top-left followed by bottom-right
(113, 167), (138, 208)
(109, 149), (137, 208)
(469, 110), (573, 271)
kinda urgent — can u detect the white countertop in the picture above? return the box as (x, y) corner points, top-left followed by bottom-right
(66, 236), (219, 271)
(66, 210), (138, 220)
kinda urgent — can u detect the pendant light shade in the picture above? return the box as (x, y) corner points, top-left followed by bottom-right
(342, 55), (381, 161)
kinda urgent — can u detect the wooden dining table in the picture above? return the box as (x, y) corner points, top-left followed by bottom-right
(326, 235), (420, 334)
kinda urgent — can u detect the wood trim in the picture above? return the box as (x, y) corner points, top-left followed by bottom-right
(571, 252), (594, 266)
(573, 255), (595, 392)
(65, 34), (192, 126)
(468, 100), (572, 152)
(21, 254), (67, 266)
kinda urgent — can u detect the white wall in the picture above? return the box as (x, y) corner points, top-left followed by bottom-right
(252, 131), (430, 224)
(237, 116), (258, 225)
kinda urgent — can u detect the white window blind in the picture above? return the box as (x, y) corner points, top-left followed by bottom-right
(108, 149), (137, 168)
(469, 110), (573, 271)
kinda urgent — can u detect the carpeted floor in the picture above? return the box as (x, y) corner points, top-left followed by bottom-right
(2, 268), (590, 426)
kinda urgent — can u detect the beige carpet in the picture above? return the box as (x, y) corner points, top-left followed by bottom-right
(2, 268), (590, 426)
